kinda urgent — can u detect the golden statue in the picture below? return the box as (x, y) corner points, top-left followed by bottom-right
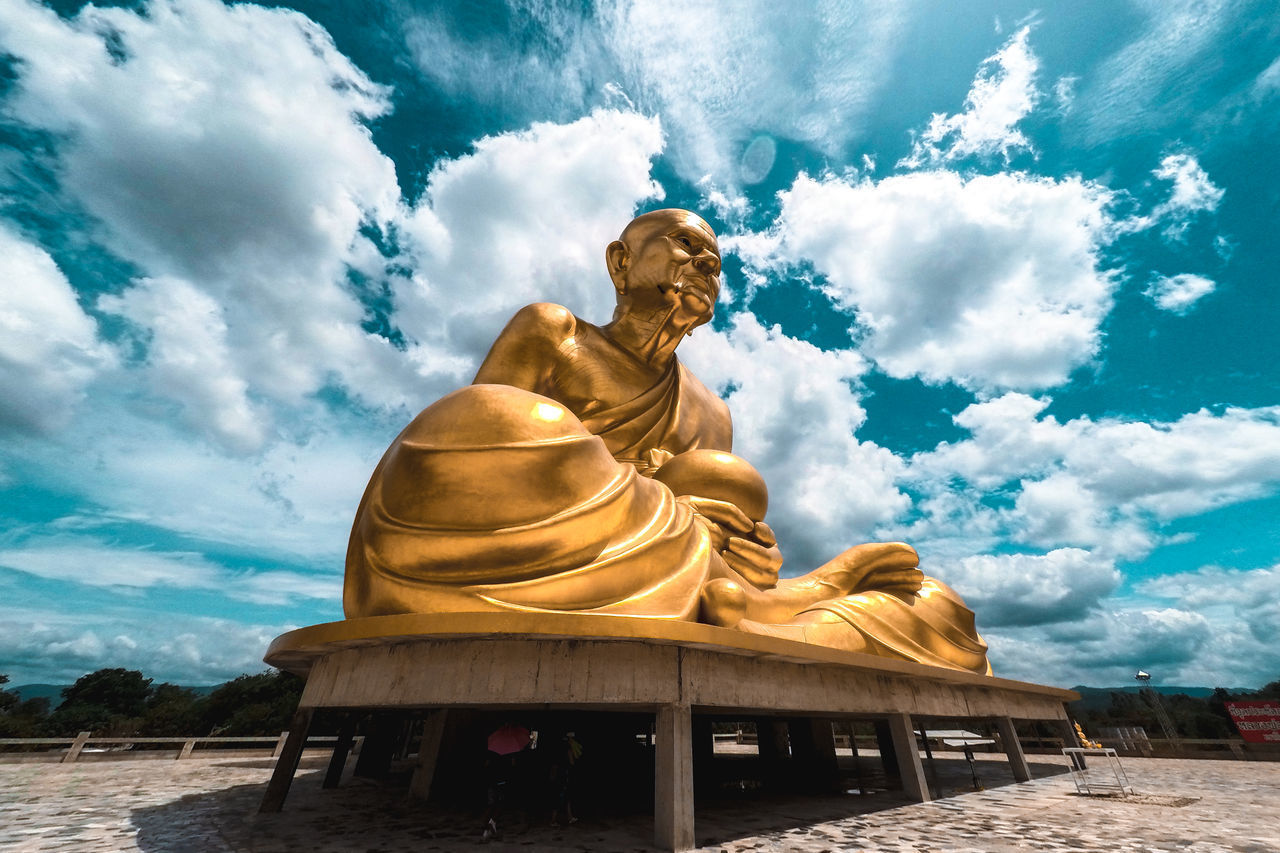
(344, 209), (991, 675)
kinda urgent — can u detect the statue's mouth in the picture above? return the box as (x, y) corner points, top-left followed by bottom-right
(671, 275), (718, 306)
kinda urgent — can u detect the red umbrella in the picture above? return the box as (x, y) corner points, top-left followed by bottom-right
(487, 724), (531, 756)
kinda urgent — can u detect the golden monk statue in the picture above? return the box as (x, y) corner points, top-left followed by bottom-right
(344, 209), (991, 674)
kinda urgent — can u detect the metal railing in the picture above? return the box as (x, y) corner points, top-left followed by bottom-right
(0, 732), (348, 763)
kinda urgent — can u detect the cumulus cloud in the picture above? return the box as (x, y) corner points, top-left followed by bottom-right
(681, 313), (907, 569)
(907, 395), (1280, 559)
(0, 223), (114, 433)
(986, 606), (1214, 685)
(0, 607), (291, 684)
(941, 548), (1121, 628)
(392, 108), (665, 398)
(1145, 272), (1216, 314)
(737, 170), (1118, 392)
(0, 0), (410, 447)
(901, 25), (1041, 168)
(98, 277), (267, 453)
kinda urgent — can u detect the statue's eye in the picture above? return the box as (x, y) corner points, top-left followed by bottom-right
(676, 236), (693, 250)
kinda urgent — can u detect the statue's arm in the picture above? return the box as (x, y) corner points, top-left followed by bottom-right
(473, 303), (576, 394)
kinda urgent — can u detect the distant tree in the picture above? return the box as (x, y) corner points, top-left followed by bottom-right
(1258, 680), (1280, 699)
(198, 670), (303, 736)
(58, 668), (152, 716)
(45, 668), (153, 736)
(142, 683), (202, 736)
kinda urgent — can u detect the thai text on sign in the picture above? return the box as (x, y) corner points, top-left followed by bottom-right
(1224, 702), (1280, 743)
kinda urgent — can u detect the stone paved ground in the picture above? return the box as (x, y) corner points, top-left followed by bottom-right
(1, 751), (1277, 852)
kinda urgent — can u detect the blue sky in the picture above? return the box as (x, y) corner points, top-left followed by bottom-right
(1, 0), (1278, 688)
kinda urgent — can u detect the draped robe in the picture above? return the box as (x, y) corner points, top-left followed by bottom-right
(344, 352), (991, 675)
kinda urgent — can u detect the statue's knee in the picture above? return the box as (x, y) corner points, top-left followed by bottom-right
(700, 578), (747, 628)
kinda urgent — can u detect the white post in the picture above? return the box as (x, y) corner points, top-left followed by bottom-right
(62, 732), (91, 764)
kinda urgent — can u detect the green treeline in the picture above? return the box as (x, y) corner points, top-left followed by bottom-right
(0, 669), (305, 738)
(1071, 680), (1280, 741)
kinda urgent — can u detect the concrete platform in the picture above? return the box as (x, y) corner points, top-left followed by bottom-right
(3, 751), (1277, 851)
(260, 614), (1078, 851)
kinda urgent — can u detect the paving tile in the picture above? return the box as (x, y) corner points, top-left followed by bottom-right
(0, 752), (1277, 852)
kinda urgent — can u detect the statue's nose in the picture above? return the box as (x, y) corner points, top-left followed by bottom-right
(692, 252), (720, 275)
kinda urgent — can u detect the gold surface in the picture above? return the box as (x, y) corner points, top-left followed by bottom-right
(343, 208), (993, 675)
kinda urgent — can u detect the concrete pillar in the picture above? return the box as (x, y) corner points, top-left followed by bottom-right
(873, 719), (899, 785)
(354, 712), (399, 780)
(654, 703), (695, 852)
(753, 717), (789, 790)
(62, 731), (90, 764)
(692, 715), (714, 792)
(885, 713), (930, 802)
(995, 716), (1031, 782)
(177, 739), (196, 760)
(323, 714), (360, 789)
(408, 710), (448, 802)
(788, 718), (840, 793)
(259, 707), (314, 813)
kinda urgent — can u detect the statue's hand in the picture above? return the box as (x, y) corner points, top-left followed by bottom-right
(723, 536), (783, 590)
(678, 496), (782, 590)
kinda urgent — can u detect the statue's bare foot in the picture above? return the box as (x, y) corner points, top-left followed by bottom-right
(784, 541), (923, 597)
(739, 542), (922, 624)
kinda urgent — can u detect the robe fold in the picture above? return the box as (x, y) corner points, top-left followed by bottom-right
(343, 369), (992, 675)
(344, 384), (714, 620)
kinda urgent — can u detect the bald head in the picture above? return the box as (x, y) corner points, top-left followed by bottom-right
(619, 208), (718, 251)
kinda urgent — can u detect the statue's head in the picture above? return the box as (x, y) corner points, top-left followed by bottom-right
(605, 208), (721, 331)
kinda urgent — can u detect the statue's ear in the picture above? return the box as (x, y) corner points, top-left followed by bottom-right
(605, 240), (629, 292)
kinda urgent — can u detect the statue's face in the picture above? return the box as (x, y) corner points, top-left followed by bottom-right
(619, 210), (721, 328)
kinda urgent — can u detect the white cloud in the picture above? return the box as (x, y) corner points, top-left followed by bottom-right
(901, 25), (1041, 168)
(1, 399), (378, 563)
(402, 0), (911, 187)
(0, 535), (338, 604)
(98, 277), (267, 453)
(1072, 0), (1237, 143)
(740, 170), (1119, 392)
(986, 606), (1215, 686)
(1145, 273), (1216, 314)
(681, 313), (907, 570)
(0, 608), (291, 684)
(942, 548), (1121, 628)
(0, 0), (411, 446)
(393, 108), (665, 399)
(0, 538), (223, 590)
(907, 395), (1280, 560)
(1148, 154), (1225, 240)
(0, 223), (114, 433)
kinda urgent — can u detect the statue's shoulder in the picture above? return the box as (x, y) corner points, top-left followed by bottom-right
(503, 302), (579, 340)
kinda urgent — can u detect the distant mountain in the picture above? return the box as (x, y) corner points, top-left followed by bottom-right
(1069, 685), (1257, 712)
(9, 682), (222, 705)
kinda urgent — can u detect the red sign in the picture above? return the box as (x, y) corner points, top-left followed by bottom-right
(1224, 701), (1280, 743)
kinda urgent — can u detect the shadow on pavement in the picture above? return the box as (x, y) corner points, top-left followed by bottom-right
(128, 755), (1069, 852)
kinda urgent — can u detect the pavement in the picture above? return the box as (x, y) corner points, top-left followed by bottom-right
(1, 749), (1277, 852)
